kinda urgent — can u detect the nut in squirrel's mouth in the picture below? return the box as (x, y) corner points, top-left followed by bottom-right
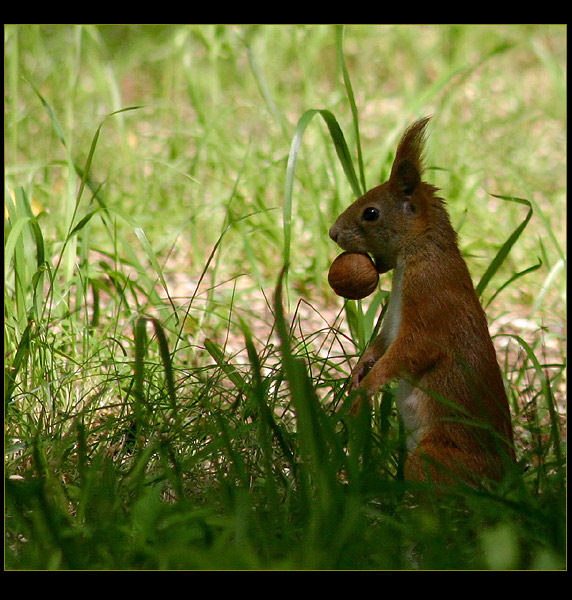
(333, 241), (390, 275)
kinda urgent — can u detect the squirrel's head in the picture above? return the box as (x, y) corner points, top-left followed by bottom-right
(329, 117), (440, 273)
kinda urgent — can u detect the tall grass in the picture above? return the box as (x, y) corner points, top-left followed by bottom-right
(5, 24), (566, 570)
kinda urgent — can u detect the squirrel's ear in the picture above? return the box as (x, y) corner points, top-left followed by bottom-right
(389, 117), (430, 197)
(392, 158), (420, 197)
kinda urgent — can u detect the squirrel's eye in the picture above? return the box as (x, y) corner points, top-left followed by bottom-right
(362, 207), (379, 222)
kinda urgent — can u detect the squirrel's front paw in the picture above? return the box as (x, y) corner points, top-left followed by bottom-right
(349, 357), (375, 391)
(348, 359), (375, 415)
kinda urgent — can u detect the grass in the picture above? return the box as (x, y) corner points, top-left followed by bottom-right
(4, 24), (566, 570)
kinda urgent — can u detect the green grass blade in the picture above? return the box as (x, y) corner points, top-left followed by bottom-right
(4, 216), (33, 276)
(107, 207), (176, 316)
(5, 320), (33, 409)
(283, 108), (362, 268)
(150, 317), (178, 416)
(336, 25), (366, 192)
(475, 194), (534, 299)
(30, 75), (140, 228)
(533, 257), (565, 314)
(25, 78), (68, 149)
(501, 333), (564, 471)
(133, 316), (148, 442)
(204, 338), (249, 394)
(273, 266), (345, 504)
(68, 210), (99, 237)
(5, 188), (50, 327)
(243, 38), (289, 140)
(484, 259), (543, 309)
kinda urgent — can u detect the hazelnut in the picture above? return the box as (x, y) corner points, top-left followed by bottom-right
(328, 252), (379, 300)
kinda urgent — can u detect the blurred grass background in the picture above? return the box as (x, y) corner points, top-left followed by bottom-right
(5, 25), (566, 307)
(4, 24), (566, 570)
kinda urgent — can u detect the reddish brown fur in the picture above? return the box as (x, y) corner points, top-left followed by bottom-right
(329, 118), (515, 484)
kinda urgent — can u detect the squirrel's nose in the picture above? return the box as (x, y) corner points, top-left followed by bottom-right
(329, 224), (339, 243)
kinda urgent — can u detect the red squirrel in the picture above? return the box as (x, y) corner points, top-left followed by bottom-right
(329, 117), (516, 484)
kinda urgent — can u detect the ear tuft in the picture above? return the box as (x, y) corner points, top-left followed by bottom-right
(389, 117), (431, 196)
(396, 159), (421, 197)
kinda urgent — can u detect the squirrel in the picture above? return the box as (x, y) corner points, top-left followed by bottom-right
(329, 117), (516, 484)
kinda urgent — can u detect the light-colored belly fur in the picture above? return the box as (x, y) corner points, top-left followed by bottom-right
(395, 382), (426, 453)
(383, 264), (424, 453)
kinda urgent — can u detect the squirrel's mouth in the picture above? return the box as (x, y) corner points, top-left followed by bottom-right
(373, 255), (391, 274)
